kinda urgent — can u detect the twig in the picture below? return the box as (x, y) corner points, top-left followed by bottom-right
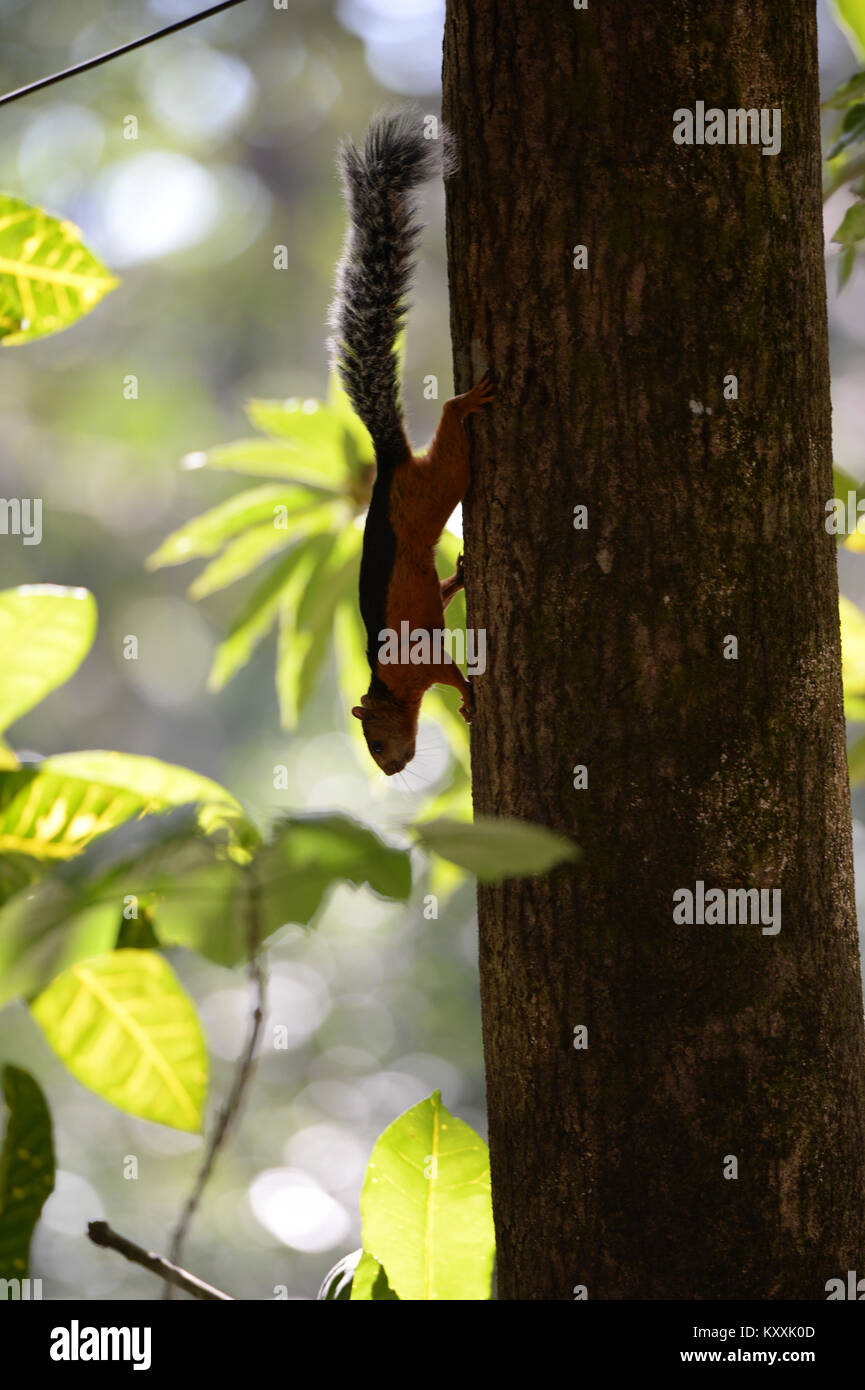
(164, 863), (266, 1298)
(0, 0), (250, 109)
(87, 1220), (234, 1301)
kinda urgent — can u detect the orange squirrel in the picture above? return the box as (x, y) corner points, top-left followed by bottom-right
(328, 113), (492, 775)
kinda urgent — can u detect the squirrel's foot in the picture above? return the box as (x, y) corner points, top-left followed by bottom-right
(458, 679), (474, 724)
(454, 374), (494, 419)
(440, 556), (465, 609)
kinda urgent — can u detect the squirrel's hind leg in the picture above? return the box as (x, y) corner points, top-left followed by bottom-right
(440, 554), (464, 609)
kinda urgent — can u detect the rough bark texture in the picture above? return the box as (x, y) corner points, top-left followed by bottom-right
(443, 0), (865, 1299)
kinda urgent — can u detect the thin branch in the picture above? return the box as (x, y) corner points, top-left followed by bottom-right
(164, 862), (266, 1298)
(0, 0), (251, 109)
(87, 1220), (234, 1301)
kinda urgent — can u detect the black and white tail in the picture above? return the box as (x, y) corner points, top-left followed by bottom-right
(328, 112), (444, 461)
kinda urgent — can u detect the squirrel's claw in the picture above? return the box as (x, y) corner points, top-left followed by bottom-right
(458, 678), (475, 724)
(454, 374), (494, 419)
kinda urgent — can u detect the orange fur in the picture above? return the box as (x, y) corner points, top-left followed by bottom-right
(353, 374), (493, 774)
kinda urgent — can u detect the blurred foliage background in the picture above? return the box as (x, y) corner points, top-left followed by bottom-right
(1, 0), (865, 1301)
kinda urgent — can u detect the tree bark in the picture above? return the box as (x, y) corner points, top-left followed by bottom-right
(443, 0), (865, 1299)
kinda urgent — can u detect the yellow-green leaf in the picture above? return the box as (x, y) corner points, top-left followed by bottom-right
(187, 521), (295, 599)
(245, 397), (351, 485)
(0, 195), (118, 344)
(359, 1091), (494, 1301)
(833, 200), (865, 246)
(829, 1), (865, 60)
(0, 741), (19, 771)
(145, 485), (330, 570)
(274, 533), (338, 726)
(841, 594), (865, 702)
(208, 545), (311, 692)
(181, 437), (342, 486)
(0, 750), (250, 860)
(31, 951), (207, 1132)
(848, 730), (865, 784)
(349, 1250), (399, 1300)
(415, 814), (581, 883)
(0, 585), (96, 735)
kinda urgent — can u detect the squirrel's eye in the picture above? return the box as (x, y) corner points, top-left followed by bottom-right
(371, 741), (384, 755)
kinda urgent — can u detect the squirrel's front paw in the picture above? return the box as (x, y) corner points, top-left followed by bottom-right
(458, 680), (474, 724)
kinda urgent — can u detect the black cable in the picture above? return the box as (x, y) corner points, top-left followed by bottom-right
(0, 0), (251, 109)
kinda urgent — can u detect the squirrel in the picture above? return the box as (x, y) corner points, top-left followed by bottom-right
(328, 112), (492, 776)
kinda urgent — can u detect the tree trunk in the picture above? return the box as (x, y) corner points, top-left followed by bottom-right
(443, 0), (865, 1299)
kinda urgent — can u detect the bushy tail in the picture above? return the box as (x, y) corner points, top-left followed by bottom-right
(328, 112), (444, 458)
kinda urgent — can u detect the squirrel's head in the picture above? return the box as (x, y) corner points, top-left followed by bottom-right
(352, 691), (416, 775)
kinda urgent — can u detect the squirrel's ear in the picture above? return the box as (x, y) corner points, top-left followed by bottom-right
(351, 705), (366, 720)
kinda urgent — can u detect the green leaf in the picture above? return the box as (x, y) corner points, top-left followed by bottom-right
(147, 860), (246, 967)
(274, 533), (339, 726)
(841, 594), (865, 699)
(0, 810), (410, 989)
(115, 907), (160, 951)
(829, 1), (865, 61)
(0, 196), (118, 344)
(0, 850), (41, 911)
(833, 199), (865, 245)
(824, 70), (865, 109)
(187, 522), (294, 599)
(414, 814), (581, 883)
(208, 538), (326, 694)
(182, 437), (344, 487)
(0, 750), (250, 861)
(0, 882), (120, 1006)
(349, 1250), (400, 1301)
(317, 1248), (399, 1301)
(0, 585), (96, 734)
(335, 597), (374, 729)
(278, 535), (359, 725)
(359, 1091), (494, 1301)
(834, 465), (861, 498)
(31, 951), (207, 1132)
(145, 485), (330, 570)
(257, 814), (411, 937)
(245, 397), (350, 486)
(0, 739), (19, 771)
(317, 1249), (362, 1300)
(0, 1066), (55, 1280)
(140, 814), (411, 964)
(828, 101), (865, 158)
(848, 731), (865, 785)
(0, 816), (244, 999)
